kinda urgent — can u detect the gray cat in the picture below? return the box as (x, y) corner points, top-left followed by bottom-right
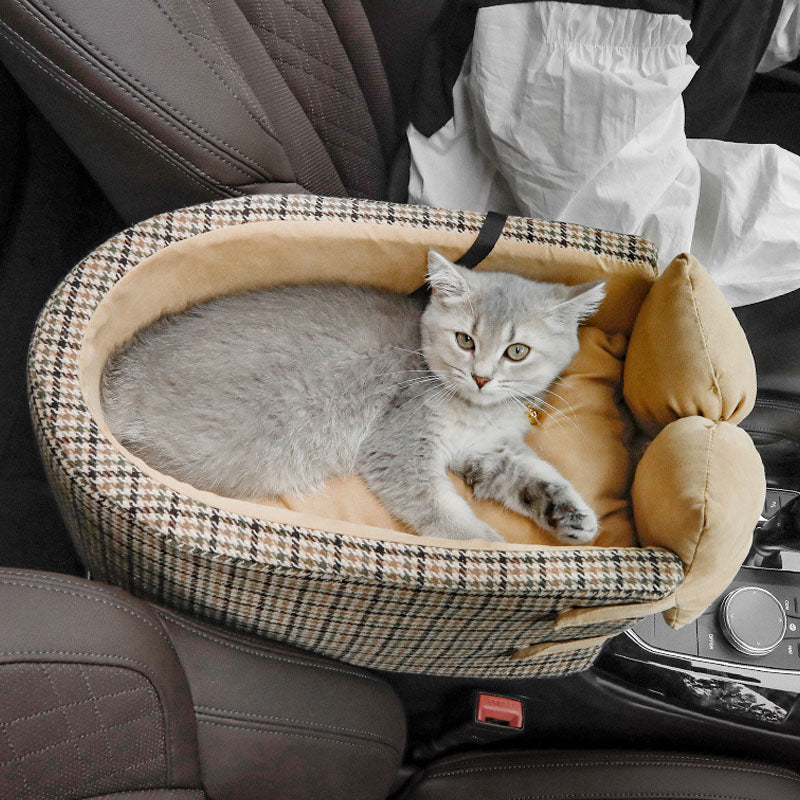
(101, 250), (605, 544)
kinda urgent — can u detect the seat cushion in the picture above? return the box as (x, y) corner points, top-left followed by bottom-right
(154, 605), (406, 800)
(0, 569), (203, 799)
(624, 253), (756, 435)
(401, 750), (800, 800)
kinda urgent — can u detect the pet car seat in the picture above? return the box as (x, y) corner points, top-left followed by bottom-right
(28, 194), (764, 679)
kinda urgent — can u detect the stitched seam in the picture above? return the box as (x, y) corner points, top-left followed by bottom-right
(428, 759), (800, 783)
(0, 719), (33, 799)
(0, 650), (167, 676)
(20, 0), (269, 180)
(196, 717), (392, 752)
(300, 88), (381, 156)
(194, 704), (395, 746)
(303, 112), (384, 167)
(251, 24), (381, 157)
(42, 664), (94, 790)
(694, 423), (717, 574)
(0, 14), (221, 188)
(2, 681), (149, 727)
(82, 791), (204, 799)
(0, 655), (170, 773)
(430, 757), (788, 770)
(271, 0), (337, 42)
(0, 577), (171, 642)
(0, 24), (229, 196)
(32, 0), (275, 173)
(499, 795), (789, 800)
(744, 425), (800, 443)
(753, 399), (800, 412)
(152, 0), (279, 142)
(252, 16), (360, 91)
(687, 270), (722, 412)
(155, 608), (384, 683)
(197, 709), (400, 753)
(78, 665), (132, 788)
(0, 704), (162, 768)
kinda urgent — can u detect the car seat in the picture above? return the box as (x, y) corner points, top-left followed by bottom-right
(1, 568), (799, 800)
(0, 0), (444, 223)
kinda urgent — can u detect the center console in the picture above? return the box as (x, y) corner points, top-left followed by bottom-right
(598, 488), (800, 729)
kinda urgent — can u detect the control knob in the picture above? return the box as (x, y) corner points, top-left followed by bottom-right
(719, 586), (786, 656)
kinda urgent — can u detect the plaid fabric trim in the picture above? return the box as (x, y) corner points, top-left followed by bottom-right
(28, 194), (679, 678)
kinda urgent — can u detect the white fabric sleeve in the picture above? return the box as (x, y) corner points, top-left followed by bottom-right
(408, 1), (800, 306)
(757, 0), (800, 72)
(688, 140), (800, 306)
(407, 49), (519, 215)
(408, 2), (701, 261)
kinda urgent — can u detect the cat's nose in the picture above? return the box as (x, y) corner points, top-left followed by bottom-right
(472, 374), (491, 389)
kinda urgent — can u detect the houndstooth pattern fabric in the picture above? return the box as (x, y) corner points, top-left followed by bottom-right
(28, 194), (681, 678)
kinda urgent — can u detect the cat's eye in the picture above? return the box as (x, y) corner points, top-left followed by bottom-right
(505, 343), (530, 361)
(455, 332), (475, 350)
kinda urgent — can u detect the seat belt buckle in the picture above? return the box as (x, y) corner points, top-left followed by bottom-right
(475, 692), (524, 728)
(411, 690), (526, 762)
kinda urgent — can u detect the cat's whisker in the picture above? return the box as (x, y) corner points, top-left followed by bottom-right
(388, 346), (426, 357)
(364, 376), (445, 400)
(504, 387), (577, 432)
(503, 394), (531, 420)
(392, 381), (452, 412)
(542, 386), (577, 417)
(528, 395), (579, 432)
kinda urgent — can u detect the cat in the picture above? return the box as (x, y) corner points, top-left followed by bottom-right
(101, 250), (605, 544)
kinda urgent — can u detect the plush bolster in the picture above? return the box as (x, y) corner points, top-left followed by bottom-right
(623, 253), (756, 435)
(632, 416), (765, 627)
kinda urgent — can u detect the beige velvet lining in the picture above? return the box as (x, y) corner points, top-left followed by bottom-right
(81, 218), (657, 552)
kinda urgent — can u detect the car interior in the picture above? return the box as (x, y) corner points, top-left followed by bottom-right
(2, 1), (800, 799)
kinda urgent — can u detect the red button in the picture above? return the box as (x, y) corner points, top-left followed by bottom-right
(476, 694), (523, 728)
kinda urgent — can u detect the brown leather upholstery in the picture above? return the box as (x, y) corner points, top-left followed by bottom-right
(5, 569), (800, 800)
(401, 750), (800, 800)
(0, 569), (204, 799)
(156, 605), (406, 800)
(0, 0), (397, 223)
(0, 569), (406, 800)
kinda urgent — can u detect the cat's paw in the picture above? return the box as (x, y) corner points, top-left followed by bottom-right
(545, 498), (598, 544)
(526, 482), (598, 544)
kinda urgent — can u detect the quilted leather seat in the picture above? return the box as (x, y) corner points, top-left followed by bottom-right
(0, 0), (409, 222)
(0, 568), (406, 800)
(2, 569), (800, 800)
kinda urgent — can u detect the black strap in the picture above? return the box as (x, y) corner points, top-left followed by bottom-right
(454, 211), (508, 268)
(409, 211), (508, 301)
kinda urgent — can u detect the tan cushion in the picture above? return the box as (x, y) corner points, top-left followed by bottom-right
(623, 253), (756, 435)
(632, 416), (765, 626)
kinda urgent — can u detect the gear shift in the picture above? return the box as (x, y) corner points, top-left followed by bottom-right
(753, 494), (800, 559)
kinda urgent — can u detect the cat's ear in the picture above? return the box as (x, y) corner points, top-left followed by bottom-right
(552, 280), (606, 323)
(426, 250), (470, 302)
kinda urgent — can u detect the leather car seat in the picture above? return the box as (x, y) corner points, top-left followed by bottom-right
(2, 568), (800, 800)
(0, 0), (413, 224)
(0, 568), (406, 800)
(399, 750), (800, 800)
